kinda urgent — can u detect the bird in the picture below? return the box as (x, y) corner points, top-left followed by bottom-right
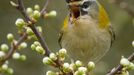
(58, 0), (115, 64)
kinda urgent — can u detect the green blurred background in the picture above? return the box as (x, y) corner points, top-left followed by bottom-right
(0, 0), (134, 75)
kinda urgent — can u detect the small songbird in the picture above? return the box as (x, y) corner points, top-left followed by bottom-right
(59, 0), (115, 64)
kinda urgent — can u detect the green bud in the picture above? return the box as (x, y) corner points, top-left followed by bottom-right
(7, 68), (14, 75)
(42, 57), (53, 65)
(1, 44), (9, 52)
(0, 51), (5, 58)
(36, 26), (42, 33)
(78, 67), (87, 74)
(12, 52), (20, 59)
(49, 53), (57, 61)
(31, 44), (36, 50)
(75, 60), (83, 67)
(35, 46), (45, 55)
(70, 63), (77, 71)
(26, 27), (34, 35)
(128, 62), (134, 70)
(34, 41), (40, 46)
(120, 57), (130, 67)
(20, 55), (27, 61)
(26, 7), (33, 16)
(59, 48), (67, 57)
(7, 33), (14, 42)
(132, 41), (134, 47)
(87, 61), (95, 71)
(34, 4), (40, 10)
(15, 18), (25, 28)
(19, 42), (27, 49)
(1, 64), (8, 70)
(63, 63), (70, 72)
(46, 71), (56, 75)
(45, 10), (57, 18)
(33, 10), (41, 19)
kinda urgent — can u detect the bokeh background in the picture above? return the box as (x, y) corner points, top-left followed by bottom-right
(0, 0), (134, 75)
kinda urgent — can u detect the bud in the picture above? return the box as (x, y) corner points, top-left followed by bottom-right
(128, 62), (134, 70)
(1, 44), (9, 52)
(78, 67), (87, 74)
(33, 10), (41, 19)
(7, 33), (14, 42)
(87, 61), (95, 71)
(20, 55), (27, 61)
(36, 26), (42, 33)
(43, 57), (53, 65)
(26, 7), (33, 16)
(132, 41), (134, 47)
(45, 10), (57, 18)
(34, 4), (40, 10)
(34, 41), (40, 46)
(35, 46), (45, 55)
(120, 57), (130, 67)
(49, 53), (57, 61)
(26, 27), (34, 35)
(12, 52), (20, 59)
(7, 68), (14, 75)
(19, 42), (27, 49)
(15, 18), (25, 28)
(2, 64), (8, 70)
(63, 63), (70, 72)
(69, 63), (77, 71)
(59, 48), (67, 57)
(46, 71), (56, 75)
(0, 51), (5, 58)
(75, 60), (83, 67)
(31, 44), (36, 50)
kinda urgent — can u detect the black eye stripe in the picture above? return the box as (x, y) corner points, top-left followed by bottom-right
(81, 1), (92, 8)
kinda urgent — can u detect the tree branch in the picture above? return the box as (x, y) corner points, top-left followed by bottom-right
(107, 52), (134, 75)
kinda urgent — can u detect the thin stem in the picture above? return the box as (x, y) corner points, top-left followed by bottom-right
(0, 33), (27, 65)
(40, 0), (50, 16)
(107, 53), (134, 75)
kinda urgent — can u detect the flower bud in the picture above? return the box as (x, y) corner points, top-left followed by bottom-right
(1, 44), (9, 52)
(26, 7), (33, 16)
(34, 41), (40, 46)
(45, 10), (57, 18)
(19, 42), (27, 49)
(59, 48), (67, 57)
(34, 4), (40, 10)
(35, 46), (45, 55)
(49, 53), (57, 61)
(7, 33), (14, 42)
(0, 51), (5, 58)
(1, 64), (8, 70)
(7, 68), (14, 75)
(75, 60), (83, 67)
(46, 71), (56, 75)
(33, 10), (41, 19)
(78, 67), (87, 74)
(87, 61), (95, 71)
(43, 57), (53, 65)
(20, 55), (27, 61)
(132, 41), (134, 47)
(12, 52), (20, 59)
(36, 26), (42, 33)
(128, 62), (134, 70)
(31, 44), (36, 50)
(26, 27), (34, 35)
(63, 63), (70, 72)
(15, 18), (25, 28)
(120, 57), (130, 67)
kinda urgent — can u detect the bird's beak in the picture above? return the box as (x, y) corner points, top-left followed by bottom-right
(67, 1), (81, 19)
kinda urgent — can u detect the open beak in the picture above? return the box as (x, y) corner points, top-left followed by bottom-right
(68, 1), (81, 19)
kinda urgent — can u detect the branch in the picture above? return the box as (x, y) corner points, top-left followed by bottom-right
(107, 52), (134, 75)
(0, 33), (28, 65)
(16, 0), (51, 56)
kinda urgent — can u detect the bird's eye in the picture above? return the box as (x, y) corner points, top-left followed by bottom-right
(81, 1), (92, 8)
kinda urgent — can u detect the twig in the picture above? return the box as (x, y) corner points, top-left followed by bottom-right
(16, 0), (51, 56)
(0, 33), (28, 65)
(107, 53), (134, 75)
(40, 0), (50, 16)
